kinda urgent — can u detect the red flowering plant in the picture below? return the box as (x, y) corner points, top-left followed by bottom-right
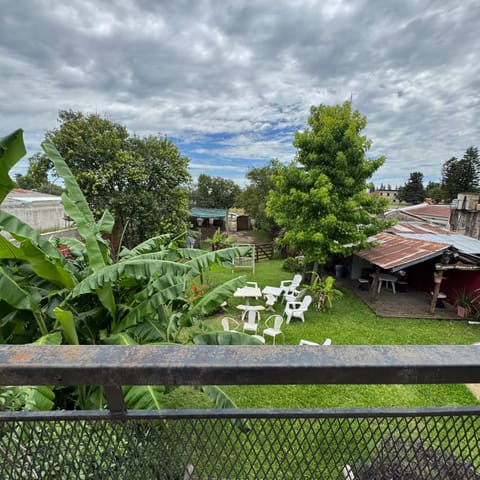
(187, 283), (209, 302)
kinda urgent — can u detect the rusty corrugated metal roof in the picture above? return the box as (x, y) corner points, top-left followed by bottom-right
(388, 222), (450, 235)
(356, 232), (450, 271)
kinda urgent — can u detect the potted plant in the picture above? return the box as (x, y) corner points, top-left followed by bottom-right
(455, 291), (476, 318)
(308, 272), (343, 312)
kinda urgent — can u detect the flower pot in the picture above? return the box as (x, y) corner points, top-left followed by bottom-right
(457, 306), (467, 318)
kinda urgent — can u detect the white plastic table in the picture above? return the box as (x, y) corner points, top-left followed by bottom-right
(233, 286), (262, 305)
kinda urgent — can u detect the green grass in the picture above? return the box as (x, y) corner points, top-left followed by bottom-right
(192, 259), (480, 409)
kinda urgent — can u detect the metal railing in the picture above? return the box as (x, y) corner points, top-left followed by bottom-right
(1, 345), (479, 479)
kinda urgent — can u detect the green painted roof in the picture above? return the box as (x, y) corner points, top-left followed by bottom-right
(190, 207), (227, 219)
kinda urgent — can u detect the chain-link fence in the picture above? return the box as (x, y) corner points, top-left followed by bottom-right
(1, 407), (479, 479)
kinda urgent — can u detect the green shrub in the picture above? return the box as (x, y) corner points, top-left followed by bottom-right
(282, 257), (303, 272)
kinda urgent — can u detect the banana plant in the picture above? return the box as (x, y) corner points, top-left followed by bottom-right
(0, 129), (252, 412)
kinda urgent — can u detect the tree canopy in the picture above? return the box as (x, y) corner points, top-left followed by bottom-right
(441, 147), (479, 201)
(192, 173), (240, 209)
(397, 171), (426, 204)
(267, 101), (390, 265)
(237, 160), (281, 234)
(18, 111), (191, 247)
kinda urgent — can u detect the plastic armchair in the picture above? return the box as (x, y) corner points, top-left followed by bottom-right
(284, 295), (312, 324)
(284, 288), (307, 304)
(262, 315), (284, 345)
(280, 274), (302, 300)
(221, 317), (239, 332)
(243, 309), (260, 334)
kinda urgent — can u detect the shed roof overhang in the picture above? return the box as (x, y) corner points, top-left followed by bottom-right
(355, 232), (451, 272)
(190, 207), (227, 219)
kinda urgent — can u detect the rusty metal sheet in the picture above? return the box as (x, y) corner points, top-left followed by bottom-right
(357, 232), (450, 270)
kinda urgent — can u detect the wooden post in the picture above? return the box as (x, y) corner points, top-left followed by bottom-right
(429, 272), (443, 314)
(370, 268), (380, 303)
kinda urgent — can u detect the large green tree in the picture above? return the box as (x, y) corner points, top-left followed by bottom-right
(267, 101), (390, 266)
(19, 111), (191, 247)
(397, 171), (426, 204)
(192, 173), (240, 209)
(441, 147), (479, 201)
(237, 160), (281, 234)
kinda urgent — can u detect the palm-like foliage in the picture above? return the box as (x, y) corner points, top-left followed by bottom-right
(0, 130), (250, 411)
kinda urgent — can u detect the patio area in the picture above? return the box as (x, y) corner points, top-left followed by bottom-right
(341, 278), (462, 320)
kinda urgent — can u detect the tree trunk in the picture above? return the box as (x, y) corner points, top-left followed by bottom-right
(430, 272), (443, 314)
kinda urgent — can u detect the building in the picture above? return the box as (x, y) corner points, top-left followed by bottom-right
(1, 188), (71, 234)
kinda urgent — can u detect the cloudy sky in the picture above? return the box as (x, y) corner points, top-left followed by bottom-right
(1, 0), (479, 188)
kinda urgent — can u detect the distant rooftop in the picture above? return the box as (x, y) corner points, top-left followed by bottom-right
(1, 188), (61, 207)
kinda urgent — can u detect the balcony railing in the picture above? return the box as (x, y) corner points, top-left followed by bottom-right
(1, 345), (479, 479)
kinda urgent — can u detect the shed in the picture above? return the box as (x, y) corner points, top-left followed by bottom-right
(236, 215), (250, 231)
(189, 207), (227, 229)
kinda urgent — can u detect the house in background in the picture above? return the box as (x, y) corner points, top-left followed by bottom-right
(370, 188), (400, 204)
(0, 188), (74, 236)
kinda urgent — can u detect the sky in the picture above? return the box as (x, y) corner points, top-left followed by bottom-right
(1, 0), (479, 188)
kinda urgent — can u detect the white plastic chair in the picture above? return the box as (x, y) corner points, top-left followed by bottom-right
(243, 309), (260, 334)
(284, 288), (307, 304)
(284, 295), (312, 324)
(299, 338), (332, 346)
(262, 315), (284, 345)
(221, 317), (239, 332)
(246, 281), (259, 288)
(280, 274), (302, 300)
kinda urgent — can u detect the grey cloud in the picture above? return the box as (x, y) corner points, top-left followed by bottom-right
(1, 0), (479, 187)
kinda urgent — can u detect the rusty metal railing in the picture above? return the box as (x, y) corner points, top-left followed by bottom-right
(0, 345), (479, 479)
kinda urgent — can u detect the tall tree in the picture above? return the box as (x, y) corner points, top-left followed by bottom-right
(192, 174), (240, 209)
(425, 181), (444, 203)
(267, 101), (391, 267)
(237, 160), (281, 234)
(397, 171), (426, 204)
(19, 110), (191, 247)
(441, 148), (479, 201)
(15, 153), (63, 195)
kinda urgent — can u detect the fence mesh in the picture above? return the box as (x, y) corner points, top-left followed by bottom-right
(0, 408), (479, 479)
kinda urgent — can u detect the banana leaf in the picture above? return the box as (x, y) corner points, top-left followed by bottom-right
(184, 246), (251, 276)
(119, 234), (174, 259)
(70, 259), (192, 298)
(113, 281), (186, 333)
(0, 211), (75, 288)
(54, 307), (79, 345)
(0, 129), (26, 203)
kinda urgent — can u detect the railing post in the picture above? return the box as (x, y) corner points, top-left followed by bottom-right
(104, 385), (127, 414)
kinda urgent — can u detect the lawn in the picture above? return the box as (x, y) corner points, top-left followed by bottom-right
(189, 259), (480, 409)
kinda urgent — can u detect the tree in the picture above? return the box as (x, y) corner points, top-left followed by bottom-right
(21, 110), (191, 247)
(266, 101), (391, 267)
(441, 149), (479, 201)
(397, 171), (426, 204)
(192, 173), (240, 209)
(15, 153), (63, 195)
(425, 181), (444, 203)
(237, 160), (281, 234)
